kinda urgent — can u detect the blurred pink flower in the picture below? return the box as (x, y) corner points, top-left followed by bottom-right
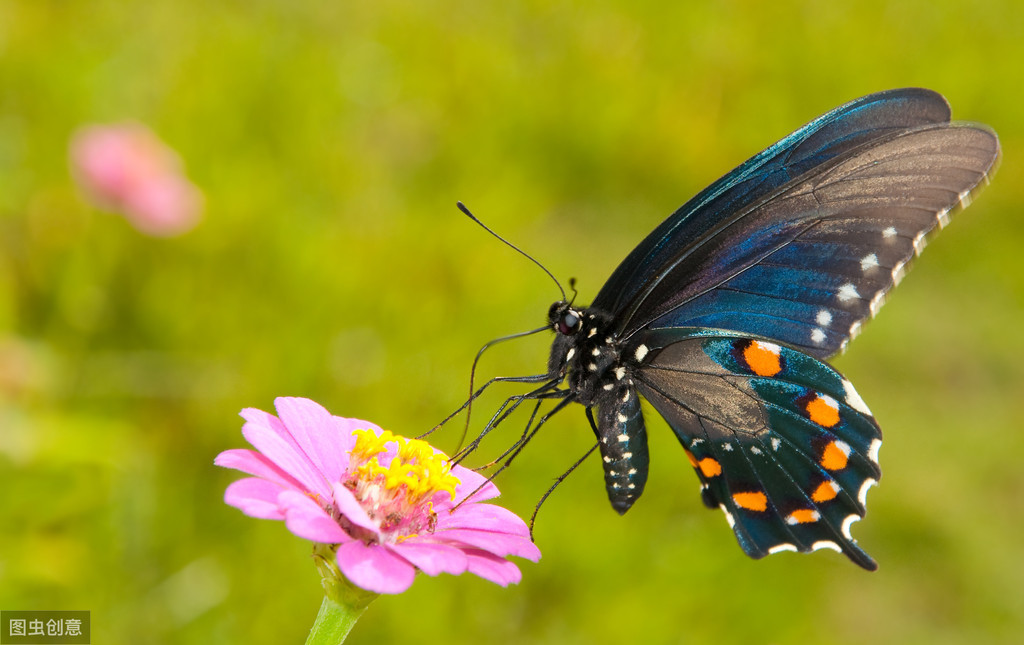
(70, 123), (202, 236)
(215, 397), (540, 594)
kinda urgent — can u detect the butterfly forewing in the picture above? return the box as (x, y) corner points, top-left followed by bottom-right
(621, 124), (999, 359)
(594, 88), (954, 323)
(629, 329), (882, 569)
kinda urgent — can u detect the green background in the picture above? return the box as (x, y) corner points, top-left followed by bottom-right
(2, 1), (1022, 643)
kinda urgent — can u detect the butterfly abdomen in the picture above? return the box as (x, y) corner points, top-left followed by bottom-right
(548, 304), (652, 513)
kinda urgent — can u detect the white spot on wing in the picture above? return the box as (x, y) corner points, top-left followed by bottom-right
(858, 478), (877, 506)
(750, 446), (762, 455)
(719, 504), (736, 528)
(842, 379), (872, 416)
(837, 283), (860, 303)
(816, 309), (832, 327)
(768, 543), (798, 554)
(634, 344), (649, 362)
(882, 226), (897, 239)
(812, 540), (842, 553)
(869, 291), (886, 317)
(891, 259), (907, 286)
(722, 442), (733, 451)
(842, 514), (861, 540)
(849, 320), (862, 340)
(860, 253), (879, 271)
(771, 437), (781, 451)
(868, 438), (882, 464)
(959, 189), (973, 208)
(913, 231), (928, 255)
(937, 207), (951, 229)
(811, 328), (826, 344)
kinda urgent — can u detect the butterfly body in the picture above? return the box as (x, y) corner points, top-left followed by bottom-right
(536, 88), (999, 570)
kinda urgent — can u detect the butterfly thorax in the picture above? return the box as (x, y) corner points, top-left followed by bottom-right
(547, 302), (626, 405)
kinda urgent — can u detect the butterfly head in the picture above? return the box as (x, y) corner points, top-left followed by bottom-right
(548, 301), (583, 336)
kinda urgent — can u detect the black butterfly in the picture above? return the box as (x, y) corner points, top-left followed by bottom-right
(520, 88), (998, 570)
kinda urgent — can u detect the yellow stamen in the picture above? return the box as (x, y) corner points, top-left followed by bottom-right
(349, 430), (461, 501)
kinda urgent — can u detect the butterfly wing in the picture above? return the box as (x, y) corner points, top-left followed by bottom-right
(594, 88), (952, 321)
(595, 93), (999, 360)
(630, 328), (882, 569)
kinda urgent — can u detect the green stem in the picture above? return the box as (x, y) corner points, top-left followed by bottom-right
(305, 543), (379, 645)
(305, 594), (366, 645)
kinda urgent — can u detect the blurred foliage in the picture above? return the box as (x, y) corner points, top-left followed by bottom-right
(1, 0), (1023, 643)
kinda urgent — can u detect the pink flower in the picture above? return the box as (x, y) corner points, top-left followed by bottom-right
(215, 397), (541, 594)
(70, 123), (202, 237)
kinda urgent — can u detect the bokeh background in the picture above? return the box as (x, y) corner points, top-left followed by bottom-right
(2, 1), (1022, 643)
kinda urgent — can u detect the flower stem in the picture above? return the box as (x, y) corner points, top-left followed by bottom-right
(305, 594), (366, 645)
(306, 543), (379, 645)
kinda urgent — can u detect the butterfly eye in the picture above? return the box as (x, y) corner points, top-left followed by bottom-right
(558, 311), (580, 335)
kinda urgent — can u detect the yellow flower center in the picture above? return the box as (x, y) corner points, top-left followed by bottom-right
(343, 429), (461, 542)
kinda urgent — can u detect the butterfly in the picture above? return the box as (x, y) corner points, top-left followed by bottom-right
(534, 88), (999, 570)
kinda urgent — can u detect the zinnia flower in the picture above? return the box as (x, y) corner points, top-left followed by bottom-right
(215, 397), (541, 594)
(70, 123), (202, 237)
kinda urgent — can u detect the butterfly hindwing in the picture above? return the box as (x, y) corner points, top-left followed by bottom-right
(629, 328), (881, 569)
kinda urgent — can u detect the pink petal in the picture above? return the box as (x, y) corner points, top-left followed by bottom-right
(69, 123), (201, 237)
(241, 420), (331, 500)
(224, 478), (286, 520)
(430, 528), (541, 561)
(388, 541), (469, 577)
(441, 466), (500, 509)
(214, 448), (305, 491)
(240, 407), (305, 455)
(279, 490), (351, 544)
(336, 541), (416, 594)
(435, 503), (531, 537)
(274, 398), (350, 484)
(330, 482), (379, 535)
(122, 176), (202, 237)
(464, 549), (523, 586)
(331, 416), (383, 454)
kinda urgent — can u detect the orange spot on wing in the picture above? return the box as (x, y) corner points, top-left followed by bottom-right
(698, 457), (722, 478)
(806, 395), (840, 427)
(811, 480), (840, 502)
(743, 341), (782, 377)
(732, 491), (768, 512)
(820, 440), (850, 471)
(787, 509), (820, 524)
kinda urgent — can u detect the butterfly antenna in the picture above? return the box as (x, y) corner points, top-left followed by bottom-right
(529, 442), (599, 539)
(457, 201), (567, 302)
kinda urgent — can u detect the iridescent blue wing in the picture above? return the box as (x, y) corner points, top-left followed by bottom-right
(594, 91), (999, 360)
(594, 88), (951, 321)
(631, 328), (882, 569)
